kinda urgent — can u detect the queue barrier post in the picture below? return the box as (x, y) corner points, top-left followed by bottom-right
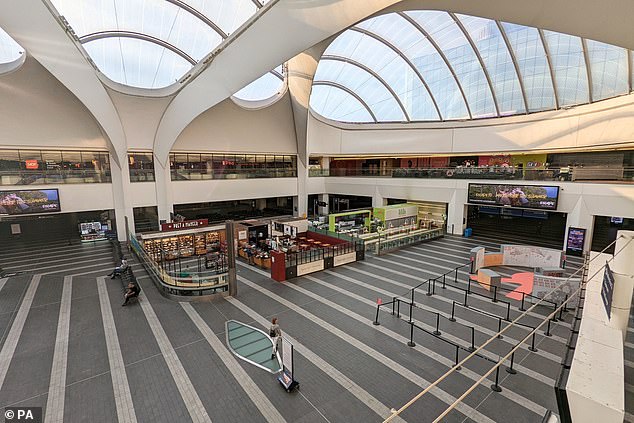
(492, 285), (498, 303)
(490, 366), (502, 392)
(545, 319), (552, 337)
(433, 313), (441, 336)
(426, 280), (432, 296)
(497, 318), (503, 339)
(392, 297), (396, 316)
(520, 292), (526, 311)
(463, 290), (468, 307)
(407, 322), (416, 347)
(469, 327), (475, 352)
(455, 346), (461, 370)
(442, 274), (446, 289)
(373, 304), (380, 326)
(529, 332), (538, 352)
(506, 352), (517, 375)
(449, 302), (456, 322)
(396, 299), (401, 319)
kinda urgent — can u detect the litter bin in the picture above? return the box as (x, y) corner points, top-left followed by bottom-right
(464, 228), (472, 237)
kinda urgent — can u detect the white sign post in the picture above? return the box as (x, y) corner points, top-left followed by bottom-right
(277, 338), (299, 392)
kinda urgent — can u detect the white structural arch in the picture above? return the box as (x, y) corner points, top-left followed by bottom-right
(152, 0), (634, 165)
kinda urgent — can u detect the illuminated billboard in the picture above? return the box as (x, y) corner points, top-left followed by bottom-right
(0, 189), (61, 215)
(467, 184), (559, 210)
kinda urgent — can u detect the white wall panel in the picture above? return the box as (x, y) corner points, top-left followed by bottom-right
(0, 57), (107, 150)
(308, 94), (634, 155)
(173, 94), (297, 154)
(311, 177), (634, 219)
(128, 182), (158, 208)
(171, 178), (298, 205)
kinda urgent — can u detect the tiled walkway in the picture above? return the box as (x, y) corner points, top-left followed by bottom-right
(0, 235), (584, 423)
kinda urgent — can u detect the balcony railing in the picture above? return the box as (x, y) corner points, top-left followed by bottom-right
(0, 169), (112, 185)
(171, 168), (297, 180)
(309, 166), (634, 183)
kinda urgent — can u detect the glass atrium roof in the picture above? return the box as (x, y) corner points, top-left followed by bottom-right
(233, 64), (285, 102)
(0, 26), (24, 66)
(311, 11), (634, 123)
(51, 0), (272, 89)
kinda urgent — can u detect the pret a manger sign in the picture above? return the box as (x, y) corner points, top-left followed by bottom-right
(161, 219), (208, 231)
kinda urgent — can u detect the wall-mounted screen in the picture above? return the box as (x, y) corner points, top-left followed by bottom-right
(0, 189), (60, 215)
(468, 183), (559, 210)
(566, 227), (586, 257)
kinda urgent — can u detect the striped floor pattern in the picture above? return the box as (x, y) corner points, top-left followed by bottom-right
(0, 235), (588, 423)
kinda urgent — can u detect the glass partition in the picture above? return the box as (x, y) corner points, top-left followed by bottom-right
(170, 152), (298, 180)
(0, 149), (112, 186)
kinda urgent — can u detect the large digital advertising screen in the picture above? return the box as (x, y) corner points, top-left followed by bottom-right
(468, 183), (559, 210)
(0, 189), (61, 215)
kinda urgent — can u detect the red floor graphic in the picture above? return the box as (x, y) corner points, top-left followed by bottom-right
(469, 272), (534, 301)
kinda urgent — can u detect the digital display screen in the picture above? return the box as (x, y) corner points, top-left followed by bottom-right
(0, 189), (61, 215)
(566, 227), (586, 256)
(468, 183), (559, 210)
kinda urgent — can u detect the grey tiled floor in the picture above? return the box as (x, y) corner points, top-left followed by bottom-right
(0, 235), (583, 423)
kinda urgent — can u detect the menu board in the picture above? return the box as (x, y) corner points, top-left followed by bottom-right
(468, 183), (559, 210)
(0, 189), (60, 215)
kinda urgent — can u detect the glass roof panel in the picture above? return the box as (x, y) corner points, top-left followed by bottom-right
(179, 0), (257, 35)
(357, 13), (468, 119)
(586, 39), (629, 101)
(316, 60), (405, 121)
(233, 65), (285, 102)
(0, 26), (24, 65)
(51, 0), (262, 89)
(543, 31), (589, 107)
(84, 37), (192, 89)
(310, 85), (374, 123)
(501, 23), (556, 112)
(407, 11), (496, 118)
(311, 11), (634, 124)
(457, 14), (525, 115)
(324, 30), (438, 120)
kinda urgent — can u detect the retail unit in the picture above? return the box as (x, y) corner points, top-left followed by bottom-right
(328, 210), (371, 234)
(140, 223), (226, 262)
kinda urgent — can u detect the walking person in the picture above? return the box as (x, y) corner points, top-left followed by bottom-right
(269, 317), (282, 359)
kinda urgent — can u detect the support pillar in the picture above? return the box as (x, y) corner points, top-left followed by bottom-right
(226, 220), (237, 296)
(154, 154), (174, 224)
(609, 230), (634, 339)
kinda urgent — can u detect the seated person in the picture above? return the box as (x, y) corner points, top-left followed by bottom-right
(122, 282), (141, 306)
(108, 257), (128, 279)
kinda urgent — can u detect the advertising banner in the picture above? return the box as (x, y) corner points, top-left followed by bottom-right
(0, 189), (60, 215)
(501, 245), (563, 268)
(601, 263), (615, 319)
(565, 227), (586, 257)
(468, 183), (559, 210)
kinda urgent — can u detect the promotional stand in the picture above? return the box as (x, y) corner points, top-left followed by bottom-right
(277, 338), (299, 392)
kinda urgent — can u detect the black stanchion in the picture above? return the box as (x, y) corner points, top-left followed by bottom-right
(392, 297), (396, 316)
(396, 299), (401, 319)
(505, 352), (517, 374)
(519, 292), (526, 311)
(467, 278), (472, 294)
(373, 304), (380, 326)
(545, 319), (552, 337)
(469, 327), (475, 352)
(463, 290), (468, 306)
(449, 302), (456, 322)
(492, 285), (498, 303)
(563, 294), (568, 313)
(407, 322), (416, 347)
(409, 301), (414, 323)
(411, 288), (415, 305)
(433, 313), (441, 336)
(454, 268), (458, 285)
(432, 278), (436, 295)
(426, 280), (432, 296)
(454, 346), (461, 370)
(528, 332), (538, 352)
(490, 367), (502, 392)
(497, 318), (503, 339)
(442, 274), (446, 289)
(505, 303), (511, 321)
